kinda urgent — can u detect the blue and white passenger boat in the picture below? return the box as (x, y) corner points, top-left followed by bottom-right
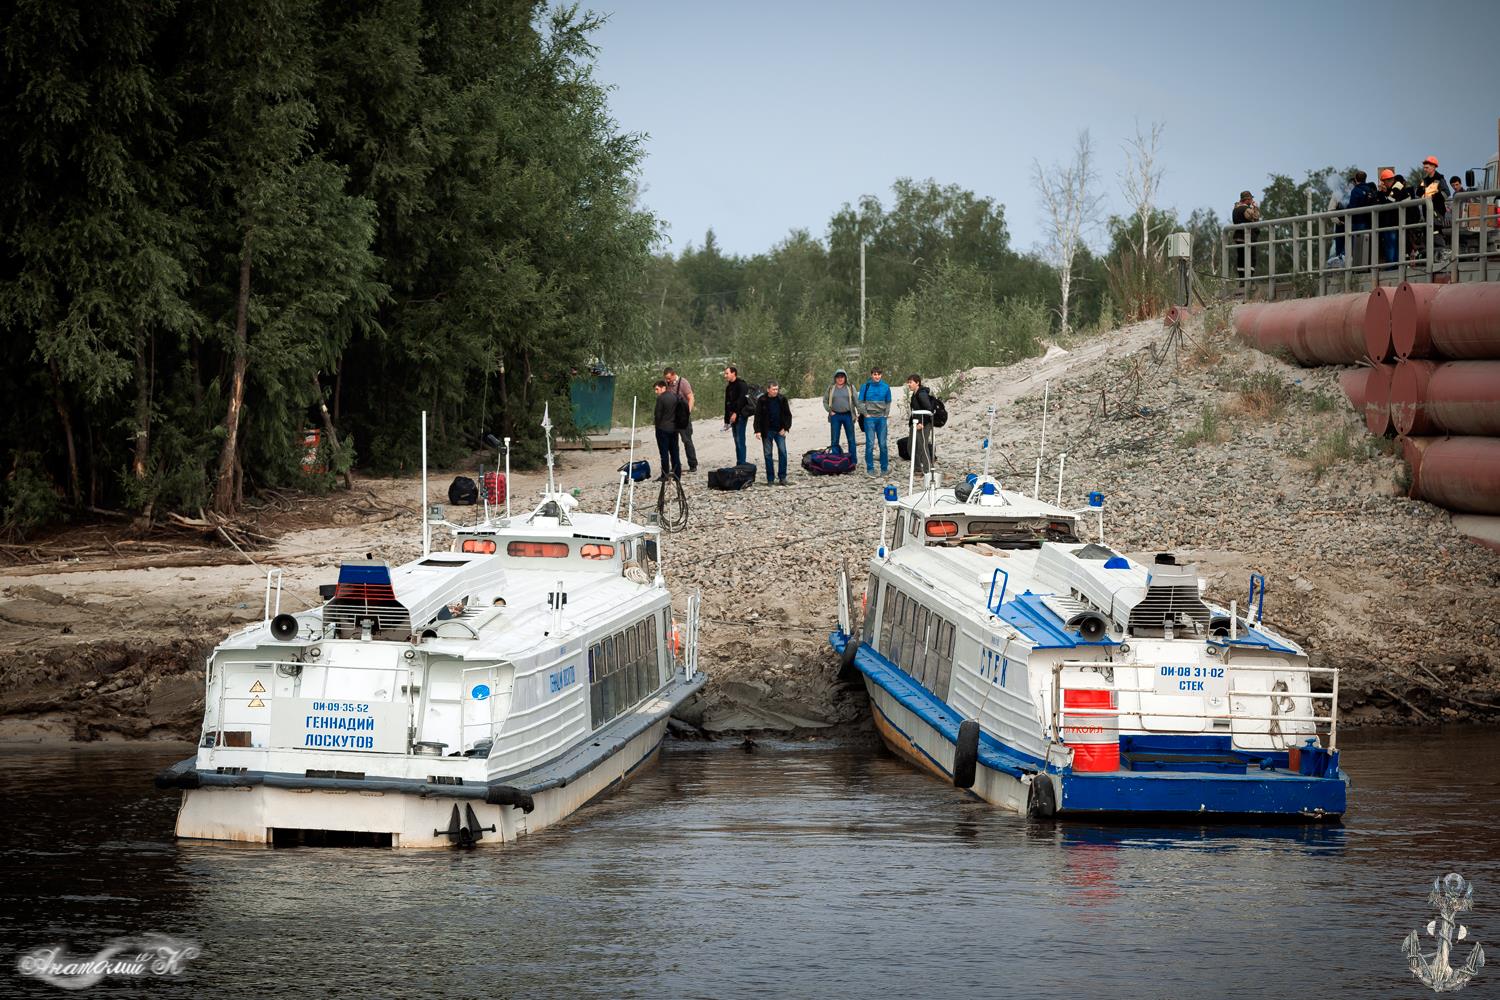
(830, 410), (1347, 820)
(157, 411), (704, 847)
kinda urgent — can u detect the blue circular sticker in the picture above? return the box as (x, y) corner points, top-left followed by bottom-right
(470, 684), (491, 701)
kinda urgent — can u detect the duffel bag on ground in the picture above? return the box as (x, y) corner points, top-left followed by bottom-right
(448, 476), (479, 505)
(801, 448), (856, 475)
(619, 459), (651, 482)
(707, 463), (757, 490)
(897, 436), (911, 461)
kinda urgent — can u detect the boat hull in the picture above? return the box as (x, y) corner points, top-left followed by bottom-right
(173, 717), (670, 848)
(845, 634), (1346, 821)
(166, 668), (707, 848)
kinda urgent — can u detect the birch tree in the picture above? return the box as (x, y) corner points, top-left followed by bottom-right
(1120, 121), (1166, 262)
(1032, 130), (1102, 334)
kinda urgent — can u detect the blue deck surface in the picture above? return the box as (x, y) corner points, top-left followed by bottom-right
(995, 593), (1119, 650)
(831, 631), (1348, 818)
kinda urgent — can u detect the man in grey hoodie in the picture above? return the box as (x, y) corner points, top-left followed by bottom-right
(823, 368), (856, 455)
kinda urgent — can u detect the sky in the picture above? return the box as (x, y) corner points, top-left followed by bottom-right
(590, 0), (1500, 259)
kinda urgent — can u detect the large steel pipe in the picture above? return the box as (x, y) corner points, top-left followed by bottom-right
(1292, 293), (1367, 365)
(1233, 295), (1367, 365)
(1390, 360), (1500, 436)
(1364, 363), (1397, 436)
(1393, 282), (1500, 359)
(1337, 368), (1369, 412)
(1363, 286), (1394, 364)
(1407, 437), (1500, 515)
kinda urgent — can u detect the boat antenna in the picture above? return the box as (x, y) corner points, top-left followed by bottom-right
(613, 398), (638, 521)
(421, 409), (430, 556)
(907, 411), (918, 498)
(1055, 452), (1068, 506)
(480, 461), (488, 525)
(503, 437), (512, 520)
(980, 405), (996, 480)
(627, 397), (638, 522)
(542, 403), (556, 496)
(1033, 381), (1050, 499)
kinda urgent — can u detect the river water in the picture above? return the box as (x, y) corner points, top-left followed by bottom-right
(2, 728), (1497, 998)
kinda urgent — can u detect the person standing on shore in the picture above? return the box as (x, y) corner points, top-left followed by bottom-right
(905, 374), (937, 477)
(857, 367), (891, 474)
(753, 381), (792, 485)
(652, 380), (682, 481)
(823, 368), (856, 455)
(722, 365), (751, 466)
(664, 368), (697, 473)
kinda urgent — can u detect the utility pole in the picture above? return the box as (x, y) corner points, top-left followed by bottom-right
(859, 239), (866, 359)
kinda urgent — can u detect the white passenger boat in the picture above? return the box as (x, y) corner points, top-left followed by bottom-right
(157, 416), (704, 847)
(830, 409), (1348, 820)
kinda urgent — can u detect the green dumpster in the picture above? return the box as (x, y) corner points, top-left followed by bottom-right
(569, 363), (616, 433)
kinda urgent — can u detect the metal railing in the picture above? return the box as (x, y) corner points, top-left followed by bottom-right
(1047, 659), (1341, 754)
(1221, 188), (1500, 298)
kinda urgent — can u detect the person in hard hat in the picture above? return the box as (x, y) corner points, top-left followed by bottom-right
(1412, 156), (1451, 261)
(1375, 168), (1410, 265)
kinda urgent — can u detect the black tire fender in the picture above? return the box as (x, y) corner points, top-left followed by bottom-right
(840, 636), (859, 670)
(953, 720), (980, 789)
(1026, 772), (1057, 819)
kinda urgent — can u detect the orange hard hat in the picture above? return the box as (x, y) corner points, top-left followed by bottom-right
(1423, 156), (1439, 167)
(1379, 168), (1395, 180)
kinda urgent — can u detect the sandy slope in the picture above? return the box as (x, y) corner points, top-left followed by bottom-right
(2, 316), (1497, 742)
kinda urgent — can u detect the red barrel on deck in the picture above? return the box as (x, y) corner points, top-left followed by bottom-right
(1062, 688), (1120, 772)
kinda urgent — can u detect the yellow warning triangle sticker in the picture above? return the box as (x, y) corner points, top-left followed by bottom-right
(249, 680), (266, 693)
(247, 696), (266, 708)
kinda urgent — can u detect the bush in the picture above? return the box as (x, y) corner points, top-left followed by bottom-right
(1177, 404), (1227, 448)
(2, 458), (63, 539)
(1234, 371), (1293, 418)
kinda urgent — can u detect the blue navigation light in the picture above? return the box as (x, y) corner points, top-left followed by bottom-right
(980, 483), (997, 495)
(883, 485), (899, 502)
(1104, 556), (1130, 569)
(982, 438), (989, 448)
(471, 684), (491, 701)
(877, 546), (887, 558)
(1088, 491), (1105, 508)
(966, 473), (977, 484)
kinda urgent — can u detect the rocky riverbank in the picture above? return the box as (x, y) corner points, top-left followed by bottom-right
(2, 313), (1497, 743)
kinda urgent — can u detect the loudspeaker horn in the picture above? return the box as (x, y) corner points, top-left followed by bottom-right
(270, 613), (299, 642)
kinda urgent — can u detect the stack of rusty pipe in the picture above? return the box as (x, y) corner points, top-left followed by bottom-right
(1233, 282), (1500, 528)
(1385, 282), (1500, 519)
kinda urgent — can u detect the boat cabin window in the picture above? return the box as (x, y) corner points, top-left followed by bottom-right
(877, 586), (958, 701)
(461, 538), (497, 554)
(893, 516), (905, 547)
(588, 617), (663, 731)
(508, 541), (568, 558)
(580, 543), (616, 560)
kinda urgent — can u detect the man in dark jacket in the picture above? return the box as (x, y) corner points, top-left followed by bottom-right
(753, 381), (793, 485)
(1376, 168), (1410, 265)
(722, 365), (751, 465)
(1345, 170), (1378, 265)
(905, 374), (937, 477)
(1413, 156), (1450, 260)
(1231, 190), (1260, 279)
(652, 380), (682, 481)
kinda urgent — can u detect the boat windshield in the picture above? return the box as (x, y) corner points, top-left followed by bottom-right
(933, 517), (1080, 549)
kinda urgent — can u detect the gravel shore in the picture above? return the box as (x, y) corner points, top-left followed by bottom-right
(3, 314), (1496, 741)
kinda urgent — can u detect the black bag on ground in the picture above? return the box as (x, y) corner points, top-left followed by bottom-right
(897, 435), (911, 461)
(707, 463), (757, 490)
(448, 476), (479, 505)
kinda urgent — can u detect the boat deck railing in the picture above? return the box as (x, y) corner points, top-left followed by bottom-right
(1048, 659), (1341, 754)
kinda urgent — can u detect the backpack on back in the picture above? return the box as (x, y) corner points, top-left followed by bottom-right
(674, 396), (691, 428)
(931, 394), (948, 428)
(801, 448), (856, 476)
(741, 383), (764, 416)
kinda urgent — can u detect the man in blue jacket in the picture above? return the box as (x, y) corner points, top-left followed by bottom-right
(856, 367), (892, 474)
